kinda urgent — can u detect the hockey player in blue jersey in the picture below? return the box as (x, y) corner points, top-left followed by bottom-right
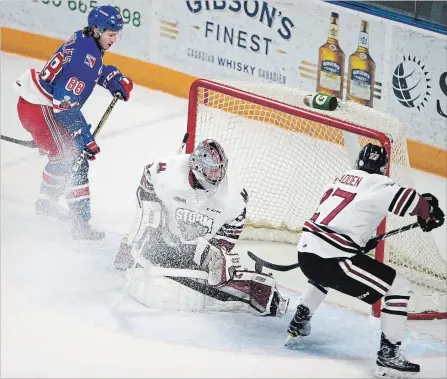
(14, 5), (133, 240)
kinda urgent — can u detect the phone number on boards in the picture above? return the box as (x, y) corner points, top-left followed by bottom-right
(39, 0), (141, 27)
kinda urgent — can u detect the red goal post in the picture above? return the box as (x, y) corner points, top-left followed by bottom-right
(186, 78), (447, 320)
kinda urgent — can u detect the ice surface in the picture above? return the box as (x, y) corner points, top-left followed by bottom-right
(1, 52), (446, 378)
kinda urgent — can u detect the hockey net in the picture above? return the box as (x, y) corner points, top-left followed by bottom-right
(186, 79), (446, 320)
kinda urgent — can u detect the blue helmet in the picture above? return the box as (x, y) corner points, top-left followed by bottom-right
(88, 5), (124, 33)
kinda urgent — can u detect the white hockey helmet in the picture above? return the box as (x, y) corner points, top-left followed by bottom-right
(189, 139), (228, 190)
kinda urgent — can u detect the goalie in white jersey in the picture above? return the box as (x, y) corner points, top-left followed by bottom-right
(114, 139), (288, 316)
(286, 143), (445, 378)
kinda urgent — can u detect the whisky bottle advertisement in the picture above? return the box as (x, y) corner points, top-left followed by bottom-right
(347, 20), (376, 107)
(316, 12), (345, 99)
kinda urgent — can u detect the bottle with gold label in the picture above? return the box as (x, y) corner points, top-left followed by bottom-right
(346, 20), (376, 107)
(316, 12), (345, 99)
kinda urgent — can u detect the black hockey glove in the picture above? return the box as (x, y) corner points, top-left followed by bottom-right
(421, 193), (439, 208)
(418, 193), (445, 232)
(362, 238), (378, 254)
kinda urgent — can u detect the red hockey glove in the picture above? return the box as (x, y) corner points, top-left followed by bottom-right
(84, 140), (100, 160)
(108, 76), (133, 101)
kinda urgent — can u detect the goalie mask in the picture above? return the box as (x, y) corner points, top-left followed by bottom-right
(355, 143), (388, 175)
(189, 139), (228, 191)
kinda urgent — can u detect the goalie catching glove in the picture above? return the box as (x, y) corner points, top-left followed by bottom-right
(418, 193), (445, 232)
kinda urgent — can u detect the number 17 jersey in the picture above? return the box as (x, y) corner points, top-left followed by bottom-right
(298, 169), (420, 258)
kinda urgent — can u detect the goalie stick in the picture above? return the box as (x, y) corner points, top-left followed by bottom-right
(248, 222), (421, 273)
(1, 94), (120, 150)
(248, 251), (300, 273)
(177, 132), (189, 154)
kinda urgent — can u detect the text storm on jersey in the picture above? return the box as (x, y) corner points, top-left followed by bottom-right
(175, 208), (215, 239)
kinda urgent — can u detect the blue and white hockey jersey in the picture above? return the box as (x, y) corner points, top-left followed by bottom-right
(14, 30), (120, 142)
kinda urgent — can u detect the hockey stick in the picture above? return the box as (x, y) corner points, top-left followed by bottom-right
(1, 95), (120, 151)
(92, 94), (120, 138)
(177, 132), (189, 154)
(367, 222), (420, 244)
(71, 94), (120, 174)
(248, 251), (300, 273)
(0, 135), (37, 148)
(247, 222), (421, 273)
(111, 132), (190, 313)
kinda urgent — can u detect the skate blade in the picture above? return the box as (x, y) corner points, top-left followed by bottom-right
(374, 366), (419, 379)
(36, 210), (71, 221)
(284, 333), (303, 347)
(72, 231), (106, 241)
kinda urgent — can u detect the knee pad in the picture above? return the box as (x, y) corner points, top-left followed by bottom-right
(386, 275), (412, 298)
(71, 158), (89, 185)
(41, 162), (69, 198)
(382, 274), (412, 322)
(381, 275), (412, 344)
(301, 280), (328, 314)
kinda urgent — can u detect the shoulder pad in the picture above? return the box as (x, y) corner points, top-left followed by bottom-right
(155, 162), (167, 173)
(144, 163), (154, 175)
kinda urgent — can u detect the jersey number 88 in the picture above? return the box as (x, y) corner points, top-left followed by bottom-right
(39, 52), (64, 83)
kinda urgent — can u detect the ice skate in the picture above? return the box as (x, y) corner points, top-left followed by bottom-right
(374, 333), (420, 378)
(269, 290), (290, 316)
(71, 218), (105, 240)
(35, 199), (70, 221)
(114, 237), (135, 271)
(285, 304), (311, 346)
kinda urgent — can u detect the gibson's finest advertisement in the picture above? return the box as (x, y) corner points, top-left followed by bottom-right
(156, 1), (386, 102)
(154, 0), (446, 149)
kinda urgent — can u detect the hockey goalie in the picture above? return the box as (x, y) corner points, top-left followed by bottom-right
(114, 138), (289, 316)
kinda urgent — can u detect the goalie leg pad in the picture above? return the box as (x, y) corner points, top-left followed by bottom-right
(114, 197), (163, 271)
(127, 262), (209, 311)
(221, 270), (289, 316)
(126, 253), (288, 316)
(114, 237), (135, 271)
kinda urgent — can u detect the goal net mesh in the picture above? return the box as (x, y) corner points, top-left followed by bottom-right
(187, 79), (446, 317)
